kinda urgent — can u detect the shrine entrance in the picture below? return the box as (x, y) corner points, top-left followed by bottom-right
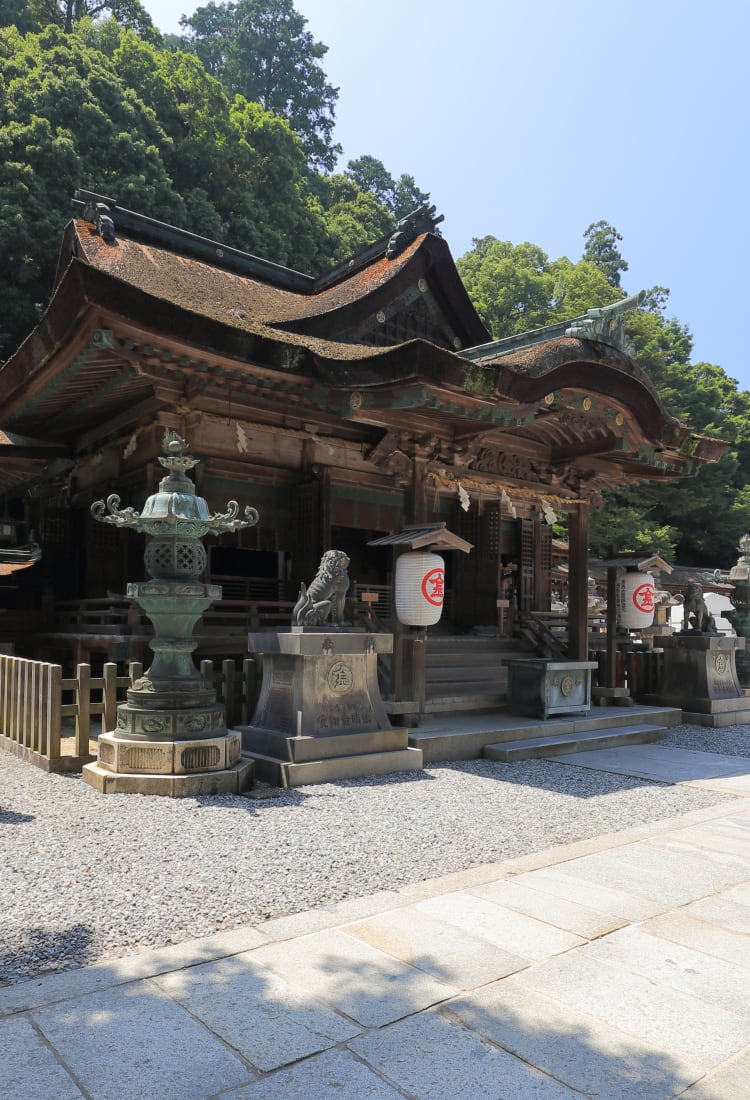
(451, 502), (552, 634)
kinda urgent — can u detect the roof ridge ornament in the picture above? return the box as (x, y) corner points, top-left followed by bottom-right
(81, 197), (116, 244)
(564, 290), (646, 356)
(386, 204), (445, 260)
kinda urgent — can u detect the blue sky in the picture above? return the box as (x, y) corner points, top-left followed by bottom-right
(146, 0), (750, 390)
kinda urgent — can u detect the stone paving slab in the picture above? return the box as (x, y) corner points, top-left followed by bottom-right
(638, 910), (750, 971)
(682, 888), (750, 933)
(469, 878), (629, 939)
(152, 952), (360, 1071)
(508, 865), (667, 922)
(30, 982), (254, 1099)
(0, 1015), (84, 1100)
(679, 1046), (750, 1100)
(575, 925), (750, 1018)
(249, 927), (457, 1028)
(447, 975), (704, 1100)
(660, 817), (750, 861)
(531, 837), (749, 907)
(550, 743), (750, 793)
(415, 891), (585, 960)
(256, 889), (405, 941)
(219, 1047), (408, 1099)
(0, 925), (270, 1018)
(514, 951), (750, 1069)
(348, 1009), (583, 1099)
(344, 906), (529, 990)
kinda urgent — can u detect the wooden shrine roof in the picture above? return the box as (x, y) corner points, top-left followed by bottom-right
(0, 193), (728, 499)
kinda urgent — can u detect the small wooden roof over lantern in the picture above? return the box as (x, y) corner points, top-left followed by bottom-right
(367, 523), (473, 553)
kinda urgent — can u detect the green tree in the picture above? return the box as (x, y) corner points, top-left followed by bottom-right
(180, 0), (340, 170)
(457, 237), (561, 337)
(0, 0), (61, 33)
(582, 220), (629, 288)
(0, 21), (344, 359)
(319, 174), (393, 264)
(2, 0), (158, 37)
(0, 23), (184, 358)
(345, 155), (430, 220)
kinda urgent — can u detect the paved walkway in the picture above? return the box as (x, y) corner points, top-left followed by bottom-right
(3, 745), (750, 1099)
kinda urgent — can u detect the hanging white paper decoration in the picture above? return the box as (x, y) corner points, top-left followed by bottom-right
(540, 499), (557, 525)
(395, 552), (445, 626)
(615, 571), (656, 629)
(457, 482), (470, 512)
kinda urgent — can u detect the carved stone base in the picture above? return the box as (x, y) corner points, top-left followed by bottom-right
(93, 729), (242, 774)
(239, 629), (424, 786)
(115, 700), (227, 741)
(82, 755), (254, 796)
(82, 729), (254, 796)
(644, 633), (750, 726)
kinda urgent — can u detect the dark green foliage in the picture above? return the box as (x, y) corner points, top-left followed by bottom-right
(457, 222), (750, 568)
(179, 0), (340, 170)
(3, 0), (159, 38)
(345, 155), (430, 220)
(0, 19), (395, 359)
(582, 220), (629, 289)
(0, 6), (418, 362)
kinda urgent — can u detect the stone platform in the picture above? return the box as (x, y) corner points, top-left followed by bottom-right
(239, 629), (423, 786)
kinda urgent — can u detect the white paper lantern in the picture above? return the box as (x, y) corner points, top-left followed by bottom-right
(615, 571), (656, 629)
(395, 552), (445, 626)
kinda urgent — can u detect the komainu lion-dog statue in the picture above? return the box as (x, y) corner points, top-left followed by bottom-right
(292, 550), (351, 627)
(680, 581), (717, 633)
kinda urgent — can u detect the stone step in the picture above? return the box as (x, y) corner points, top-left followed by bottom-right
(427, 651), (513, 665)
(424, 692), (507, 713)
(483, 724), (669, 762)
(245, 746), (424, 788)
(426, 664), (508, 682)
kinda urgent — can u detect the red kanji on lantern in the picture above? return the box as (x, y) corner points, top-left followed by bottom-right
(421, 567), (445, 607)
(632, 583), (655, 613)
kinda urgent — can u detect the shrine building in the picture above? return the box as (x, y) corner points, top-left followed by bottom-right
(0, 190), (725, 672)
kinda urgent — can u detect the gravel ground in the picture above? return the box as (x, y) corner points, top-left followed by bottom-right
(1, 722), (748, 985)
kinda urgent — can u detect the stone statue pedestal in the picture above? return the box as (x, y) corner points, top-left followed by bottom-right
(238, 629), (423, 786)
(645, 633), (750, 726)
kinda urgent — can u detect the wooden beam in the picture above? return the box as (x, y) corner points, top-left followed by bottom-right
(567, 502), (589, 661)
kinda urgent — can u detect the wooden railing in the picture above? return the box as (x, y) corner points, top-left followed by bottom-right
(0, 655), (259, 774)
(519, 610), (608, 659)
(40, 595), (295, 669)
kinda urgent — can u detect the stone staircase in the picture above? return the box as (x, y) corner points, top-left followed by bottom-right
(424, 634), (528, 714)
(406, 705), (680, 764)
(408, 634), (677, 766)
(482, 723), (669, 762)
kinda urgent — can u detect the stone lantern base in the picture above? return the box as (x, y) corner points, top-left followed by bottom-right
(83, 712), (254, 796)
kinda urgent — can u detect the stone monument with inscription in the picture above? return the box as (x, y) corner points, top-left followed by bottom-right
(238, 551), (423, 786)
(646, 582), (750, 726)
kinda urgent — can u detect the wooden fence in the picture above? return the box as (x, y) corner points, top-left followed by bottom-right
(0, 655), (259, 774)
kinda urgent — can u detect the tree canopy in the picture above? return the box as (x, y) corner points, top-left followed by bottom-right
(1, 0), (159, 38)
(178, 0), (340, 170)
(0, 14), (429, 361)
(456, 222), (750, 567)
(1, 1), (747, 571)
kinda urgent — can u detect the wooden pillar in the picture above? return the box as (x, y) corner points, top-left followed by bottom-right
(567, 502), (589, 660)
(605, 565), (618, 688)
(405, 455), (428, 525)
